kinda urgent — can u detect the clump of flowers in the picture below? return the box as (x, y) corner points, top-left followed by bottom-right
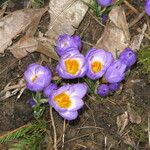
(24, 33), (137, 121)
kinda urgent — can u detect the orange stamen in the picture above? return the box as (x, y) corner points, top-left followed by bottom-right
(54, 92), (71, 108)
(91, 61), (103, 73)
(65, 59), (79, 75)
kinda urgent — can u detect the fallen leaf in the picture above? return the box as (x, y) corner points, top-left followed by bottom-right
(0, 7), (47, 54)
(116, 111), (129, 134)
(129, 23), (147, 51)
(127, 103), (141, 124)
(9, 36), (38, 59)
(95, 6), (130, 58)
(45, 0), (90, 46)
(36, 0), (90, 60)
(123, 133), (137, 149)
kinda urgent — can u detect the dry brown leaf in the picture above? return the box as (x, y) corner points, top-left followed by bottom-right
(123, 133), (137, 149)
(9, 36), (38, 59)
(0, 7), (47, 54)
(36, 0), (90, 60)
(116, 111), (129, 134)
(45, 0), (90, 46)
(127, 103), (141, 124)
(95, 6), (130, 58)
(130, 23), (147, 51)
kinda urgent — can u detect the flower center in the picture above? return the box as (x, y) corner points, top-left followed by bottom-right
(91, 61), (103, 73)
(65, 59), (79, 75)
(54, 92), (71, 108)
(31, 75), (38, 82)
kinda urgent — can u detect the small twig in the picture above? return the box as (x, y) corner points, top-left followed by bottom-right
(61, 119), (66, 150)
(148, 112), (150, 147)
(82, 40), (94, 47)
(64, 131), (100, 144)
(129, 11), (145, 28)
(0, 83), (26, 96)
(50, 107), (57, 150)
(77, 126), (103, 130)
(85, 102), (97, 126)
(137, 28), (150, 41)
(124, 0), (139, 14)
(88, 11), (105, 27)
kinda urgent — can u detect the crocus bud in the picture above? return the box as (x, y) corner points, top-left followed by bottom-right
(44, 83), (58, 98)
(145, 0), (150, 16)
(24, 63), (52, 91)
(85, 48), (114, 80)
(119, 48), (137, 68)
(56, 51), (87, 79)
(97, 0), (113, 7)
(56, 34), (81, 56)
(104, 60), (127, 83)
(27, 99), (36, 107)
(109, 83), (120, 91)
(49, 84), (87, 120)
(97, 84), (110, 97)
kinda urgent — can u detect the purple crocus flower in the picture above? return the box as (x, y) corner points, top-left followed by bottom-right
(56, 34), (81, 56)
(24, 63), (52, 91)
(97, 84), (110, 97)
(104, 60), (127, 83)
(44, 83), (58, 98)
(97, 0), (113, 7)
(109, 83), (120, 91)
(27, 99), (36, 107)
(119, 47), (137, 68)
(56, 51), (87, 79)
(145, 0), (150, 16)
(49, 83), (87, 120)
(85, 48), (114, 80)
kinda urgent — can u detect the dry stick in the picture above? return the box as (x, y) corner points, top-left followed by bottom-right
(50, 107), (57, 150)
(88, 11), (105, 27)
(0, 83), (26, 96)
(61, 119), (66, 150)
(137, 28), (150, 41)
(85, 102), (97, 126)
(124, 0), (139, 14)
(77, 126), (103, 130)
(148, 112), (150, 147)
(82, 40), (94, 47)
(129, 11), (145, 28)
(64, 131), (100, 144)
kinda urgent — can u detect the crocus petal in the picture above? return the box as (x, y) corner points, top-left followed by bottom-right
(24, 63), (52, 91)
(68, 96), (84, 111)
(56, 34), (81, 56)
(145, 0), (150, 16)
(49, 99), (67, 113)
(56, 52), (87, 79)
(44, 83), (58, 98)
(97, 0), (113, 7)
(59, 111), (78, 120)
(86, 48), (114, 80)
(70, 83), (88, 98)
